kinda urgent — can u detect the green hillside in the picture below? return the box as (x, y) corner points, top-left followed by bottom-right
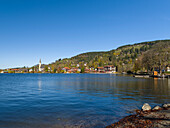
(48, 40), (170, 73)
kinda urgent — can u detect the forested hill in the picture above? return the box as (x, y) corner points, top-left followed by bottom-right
(48, 40), (170, 72)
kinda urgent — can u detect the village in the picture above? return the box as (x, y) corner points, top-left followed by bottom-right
(0, 59), (117, 74)
(0, 59), (170, 78)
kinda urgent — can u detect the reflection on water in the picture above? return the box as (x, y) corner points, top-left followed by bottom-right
(154, 77), (158, 88)
(38, 79), (42, 91)
(0, 74), (169, 128)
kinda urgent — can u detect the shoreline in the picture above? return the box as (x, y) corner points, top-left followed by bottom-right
(1, 72), (170, 78)
(106, 103), (170, 128)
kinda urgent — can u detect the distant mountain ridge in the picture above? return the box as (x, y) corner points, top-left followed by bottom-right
(47, 39), (169, 73)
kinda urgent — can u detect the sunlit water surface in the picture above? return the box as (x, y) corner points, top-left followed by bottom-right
(0, 74), (169, 128)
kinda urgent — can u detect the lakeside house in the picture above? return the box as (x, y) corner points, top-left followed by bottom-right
(97, 67), (105, 73)
(62, 67), (81, 73)
(104, 65), (116, 73)
(97, 66), (117, 73)
(48, 67), (52, 72)
(84, 68), (90, 73)
(29, 68), (33, 73)
(10, 68), (20, 73)
(18, 68), (29, 73)
(62, 67), (70, 73)
(2, 71), (8, 73)
(71, 67), (81, 73)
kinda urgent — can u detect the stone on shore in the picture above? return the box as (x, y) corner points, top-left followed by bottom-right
(163, 103), (170, 108)
(152, 105), (162, 110)
(142, 103), (151, 111)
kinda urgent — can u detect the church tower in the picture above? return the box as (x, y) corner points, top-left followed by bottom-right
(39, 59), (42, 72)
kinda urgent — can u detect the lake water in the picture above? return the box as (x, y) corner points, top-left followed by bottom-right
(0, 74), (169, 128)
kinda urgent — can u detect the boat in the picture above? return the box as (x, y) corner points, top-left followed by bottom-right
(133, 72), (150, 78)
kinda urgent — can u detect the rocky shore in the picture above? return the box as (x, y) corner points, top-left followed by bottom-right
(106, 103), (170, 128)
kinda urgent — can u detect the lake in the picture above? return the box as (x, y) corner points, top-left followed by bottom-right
(0, 74), (169, 128)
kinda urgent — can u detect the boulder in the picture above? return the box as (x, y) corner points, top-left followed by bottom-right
(152, 105), (161, 110)
(162, 103), (170, 108)
(168, 103), (170, 107)
(142, 103), (151, 111)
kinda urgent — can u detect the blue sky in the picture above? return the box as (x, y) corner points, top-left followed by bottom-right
(0, 0), (170, 69)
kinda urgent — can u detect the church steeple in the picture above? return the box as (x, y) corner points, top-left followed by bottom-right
(39, 59), (42, 72)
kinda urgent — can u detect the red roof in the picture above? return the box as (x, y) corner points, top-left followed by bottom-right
(97, 67), (104, 69)
(64, 67), (70, 70)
